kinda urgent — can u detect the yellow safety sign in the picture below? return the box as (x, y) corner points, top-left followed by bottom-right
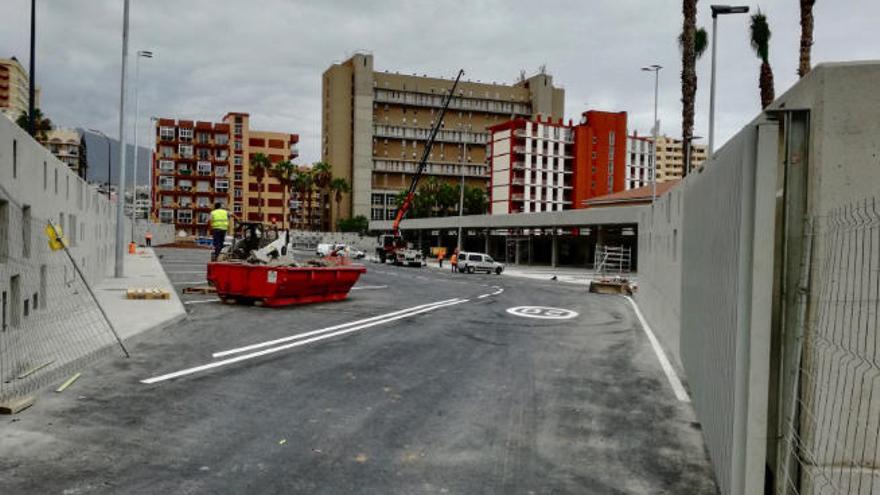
(45, 222), (67, 251)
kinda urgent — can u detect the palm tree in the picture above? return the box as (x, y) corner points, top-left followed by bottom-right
(17, 108), (53, 142)
(750, 11), (775, 109)
(798, 0), (815, 78)
(249, 152), (272, 222)
(271, 160), (296, 229)
(311, 162), (333, 229)
(680, 0), (698, 177)
(679, 23), (708, 175)
(329, 177), (350, 230)
(291, 168), (313, 230)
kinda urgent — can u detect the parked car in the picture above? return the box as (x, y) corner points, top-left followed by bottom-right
(458, 252), (504, 274)
(316, 243), (346, 256)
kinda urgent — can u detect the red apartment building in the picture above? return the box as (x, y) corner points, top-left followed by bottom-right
(152, 113), (299, 236)
(488, 110), (627, 214)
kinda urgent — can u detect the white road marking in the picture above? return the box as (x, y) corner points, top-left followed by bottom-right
(477, 294), (490, 299)
(491, 287), (504, 295)
(350, 285), (388, 290)
(624, 296), (690, 402)
(165, 271), (207, 274)
(172, 280), (207, 285)
(212, 298), (462, 358)
(142, 298), (469, 384)
(184, 299), (221, 305)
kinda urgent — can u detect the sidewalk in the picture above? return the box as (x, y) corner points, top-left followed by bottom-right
(421, 258), (636, 286)
(95, 247), (186, 341)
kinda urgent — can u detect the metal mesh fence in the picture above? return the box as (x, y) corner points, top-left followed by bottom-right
(779, 197), (880, 494)
(0, 194), (126, 404)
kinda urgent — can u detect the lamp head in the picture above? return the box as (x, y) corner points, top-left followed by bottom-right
(711, 5), (749, 17)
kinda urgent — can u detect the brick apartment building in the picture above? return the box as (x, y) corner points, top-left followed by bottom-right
(322, 53), (565, 224)
(152, 113), (299, 236)
(488, 110), (628, 214)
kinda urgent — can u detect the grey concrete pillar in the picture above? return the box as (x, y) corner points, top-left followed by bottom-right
(515, 239), (521, 265)
(484, 233), (490, 254)
(551, 231), (558, 268)
(527, 236), (532, 265)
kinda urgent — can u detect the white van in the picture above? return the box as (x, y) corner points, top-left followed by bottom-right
(458, 252), (504, 274)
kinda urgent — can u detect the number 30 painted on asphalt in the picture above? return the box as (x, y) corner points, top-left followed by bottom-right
(506, 306), (579, 320)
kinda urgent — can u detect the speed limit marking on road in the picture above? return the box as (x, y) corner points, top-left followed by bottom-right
(506, 306), (578, 320)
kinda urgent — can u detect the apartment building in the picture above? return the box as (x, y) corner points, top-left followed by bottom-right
(571, 110), (628, 207)
(41, 128), (87, 178)
(624, 132), (654, 190)
(0, 57), (39, 121)
(488, 117), (573, 214)
(322, 53), (565, 225)
(152, 113), (298, 236)
(654, 135), (707, 181)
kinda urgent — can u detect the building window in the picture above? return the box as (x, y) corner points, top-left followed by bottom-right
(178, 180), (193, 191)
(159, 127), (175, 140)
(197, 161), (212, 175)
(159, 177), (175, 190)
(234, 140), (242, 151)
(197, 196), (211, 208)
(371, 208), (384, 220)
(233, 188), (242, 198)
(179, 144), (193, 158)
(234, 123), (242, 136)
(161, 195), (173, 206)
(234, 156), (242, 166)
(215, 179), (229, 193)
(159, 160), (174, 172)
(179, 128), (193, 142)
(233, 204), (242, 214)
(234, 171), (242, 181)
(216, 134), (229, 145)
(177, 209), (193, 223)
(179, 196), (193, 207)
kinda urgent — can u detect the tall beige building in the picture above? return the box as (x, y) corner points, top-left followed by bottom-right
(0, 57), (39, 121)
(654, 135), (707, 182)
(321, 53), (565, 225)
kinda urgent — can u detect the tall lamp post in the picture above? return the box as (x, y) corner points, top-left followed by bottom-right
(28, 0), (36, 135)
(130, 50), (153, 242)
(708, 4), (749, 158)
(89, 128), (112, 199)
(641, 65), (662, 206)
(113, 0), (131, 278)
(457, 161), (465, 251)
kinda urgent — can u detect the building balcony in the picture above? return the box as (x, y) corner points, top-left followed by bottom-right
(373, 88), (531, 116)
(373, 124), (489, 145)
(372, 159), (488, 178)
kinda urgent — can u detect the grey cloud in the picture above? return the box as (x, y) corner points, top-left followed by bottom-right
(2, 0), (876, 167)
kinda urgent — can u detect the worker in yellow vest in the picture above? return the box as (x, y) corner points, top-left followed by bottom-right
(209, 202), (230, 261)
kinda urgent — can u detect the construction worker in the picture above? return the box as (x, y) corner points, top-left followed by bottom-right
(209, 202), (230, 261)
(144, 230), (153, 247)
(450, 250), (458, 273)
(437, 250), (445, 268)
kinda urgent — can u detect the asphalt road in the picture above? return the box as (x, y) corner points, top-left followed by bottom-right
(0, 247), (718, 494)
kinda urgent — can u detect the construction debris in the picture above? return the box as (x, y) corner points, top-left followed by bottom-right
(17, 360), (55, 379)
(55, 373), (82, 393)
(126, 288), (171, 300)
(589, 277), (636, 295)
(0, 396), (35, 415)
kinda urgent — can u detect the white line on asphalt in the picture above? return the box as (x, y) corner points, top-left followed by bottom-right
(142, 298), (470, 384)
(624, 296), (690, 402)
(165, 271), (207, 274)
(172, 280), (207, 285)
(477, 294), (490, 299)
(212, 298), (463, 358)
(491, 287), (504, 295)
(350, 285), (388, 290)
(183, 299), (221, 305)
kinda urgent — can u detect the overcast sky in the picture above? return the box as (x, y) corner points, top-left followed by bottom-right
(3, 0), (877, 164)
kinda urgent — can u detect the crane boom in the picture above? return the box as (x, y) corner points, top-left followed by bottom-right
(391, 69), (465, 236)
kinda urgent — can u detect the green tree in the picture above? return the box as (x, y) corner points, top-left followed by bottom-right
(249, 152), (272, 221)
(271, 160), (296, 229)
(419, 177), (442, 216)
(436, 182), (459, 216)
(337, 215), (369, 234)
(679, 22), (708, 175)
(464, 186), (488, 215)
(750, 10), (775, 109)
(16, 108), (53, 142)
(798, 0), (815, 77)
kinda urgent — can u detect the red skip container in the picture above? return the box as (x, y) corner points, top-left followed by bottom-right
(207, 262), (366, 307)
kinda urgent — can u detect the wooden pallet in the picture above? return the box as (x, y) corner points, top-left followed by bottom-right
(182, 285), (216, 294)
(126, 287), (171, 300)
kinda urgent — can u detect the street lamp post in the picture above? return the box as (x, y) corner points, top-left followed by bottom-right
(641, 65), (662, 206)
(457, 162), (465, 251)
(130, 50), (153, 242)
(89, 128), (112, 198)
(28, 0), (35, 135)
(113, 0), (131, 278)
(708, 4), (749, 158)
